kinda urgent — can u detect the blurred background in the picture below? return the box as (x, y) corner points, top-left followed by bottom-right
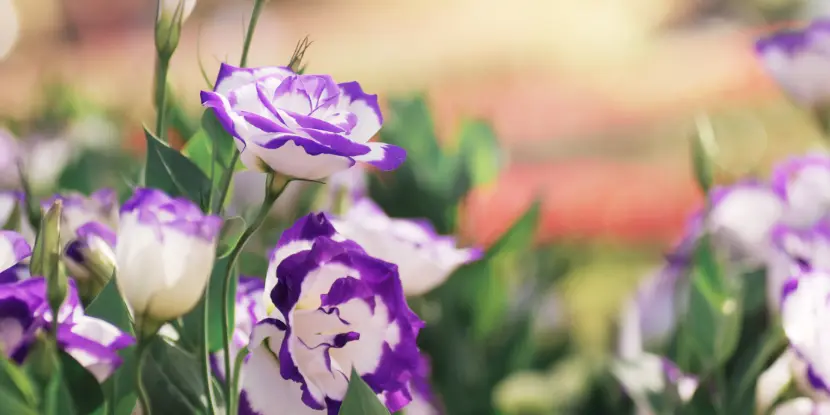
(0, 0), (826, 413)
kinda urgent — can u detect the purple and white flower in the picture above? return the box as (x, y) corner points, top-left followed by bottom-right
(781, 270), (830, 394)
(756, 20), (830, 106)
(330, 198), (482, 296)
(115, 188), (222, 322)
(618, 261), (688, 358)
(0, 230), (30, 284)
(612, 354), (699, 415)
(43, 189), (119, 246)
(757, 348), (830, 414)
(704, 181), (785, 266)
(771, 154), (830, 228)
(0, 278), (134, 381)
(212, 276), (265, 382)
(239, 213), (424, 414)
(201, 63), (405, 180)
(64, 222), (117, 295)
(402, 356), (442, 415)
(320, 164), (368, 213)
(770, 398), (830, 415)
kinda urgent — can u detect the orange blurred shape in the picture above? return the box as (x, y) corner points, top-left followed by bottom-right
(460, 161), (703, 247)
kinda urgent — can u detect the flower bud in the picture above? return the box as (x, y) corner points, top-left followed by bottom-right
(32, 200), (68, 318)
(155, 0), (196, 60)
(115, 188), (221, 332)
(64, 222), (116, 300)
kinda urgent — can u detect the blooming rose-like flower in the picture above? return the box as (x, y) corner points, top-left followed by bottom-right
(239, 213), (424, 414)
(330, 198), (482, 296)
(781, 270), (830, 393)
(201, 64), (405, 180)
(115, 188), (222, 323)
(756, 20), (830, 106)
(211, 276), (265, 382)
(0, 278), (134, 381)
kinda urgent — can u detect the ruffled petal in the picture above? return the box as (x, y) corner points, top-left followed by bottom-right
(337, 82), (383, 143)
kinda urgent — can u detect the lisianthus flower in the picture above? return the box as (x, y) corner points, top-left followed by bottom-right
(201, 64), (405, 180)
(239, 213), (424, 414)
(330, 198), (481, 296)
(115, 188), (221, 324)
(43, 189), (119, 247)
(756, 20), (830, 106)
(0, 278), (134, 382)
(781, 270), (830, 395)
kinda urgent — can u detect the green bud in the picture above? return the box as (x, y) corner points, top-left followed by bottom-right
(155, 0), (189, 60)
(692, 114), (717, 194)
(288, 36), (312, 74)
(31, 201), (67, 322)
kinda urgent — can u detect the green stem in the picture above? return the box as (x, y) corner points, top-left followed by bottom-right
(201, 283), (218, 415)
(220, 173), (286, 408)
(239, 0), (267, 68)
(154, 57), (170, 142)
(230, 346), (249, 415)
(135, 340), (153, 415)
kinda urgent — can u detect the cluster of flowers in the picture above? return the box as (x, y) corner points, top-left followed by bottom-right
(0, 56), (482, 414)
(615, 18), (830, 414)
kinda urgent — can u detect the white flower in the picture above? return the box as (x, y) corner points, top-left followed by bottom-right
(115, 188), (221, 323)
(331, 198), (481, 296)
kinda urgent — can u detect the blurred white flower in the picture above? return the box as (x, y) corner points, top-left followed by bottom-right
(0, 0), (19, 61)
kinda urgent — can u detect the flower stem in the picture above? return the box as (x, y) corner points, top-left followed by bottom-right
(230, 346), (249, 415)
(201, 282), (218, 415)
(135, 340), (153, 415)
(239, 0), (267, 68)
(154, 57), (170, 142)
(220, 173), (287, 409)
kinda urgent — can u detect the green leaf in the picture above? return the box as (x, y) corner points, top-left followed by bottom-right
(456, 120), (502, 186)
(141, 338), (207, 414)
(86, 281), (136, 415)
(180, 257), (236, 353)
(381, 97), (442, 167)
(472, 201), (541, 338)
(692, 115), (716, 193)
(182, 111), (241, 211)
(0, 356), (39, 415)
(144, 127), (212, 209)
(683, 234), (743, 369)
(216, 217), (246, 258)
(339, 368), (390, 415)
(59, 351), (104, 414)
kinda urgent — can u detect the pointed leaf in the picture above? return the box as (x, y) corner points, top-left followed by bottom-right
(144, 127), (212, 209)
(59, 350), (104, 414)
(339, 368), (390, 415)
